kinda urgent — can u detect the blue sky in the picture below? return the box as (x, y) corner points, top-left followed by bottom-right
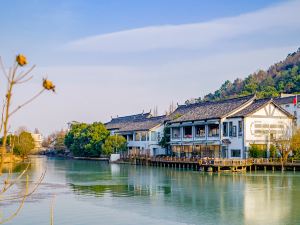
(0, 0), (299, 134)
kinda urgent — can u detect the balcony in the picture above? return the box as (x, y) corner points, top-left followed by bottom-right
(207, 124), (220, 139)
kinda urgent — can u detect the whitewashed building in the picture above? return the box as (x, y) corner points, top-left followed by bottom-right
(105, 112), (166, 156)
(31, 133), (44, 153)
(274, 93), (300, 126)
(167, 95), (295, 159)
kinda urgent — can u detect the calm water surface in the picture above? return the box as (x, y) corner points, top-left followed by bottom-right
(3, 156), (300, 225)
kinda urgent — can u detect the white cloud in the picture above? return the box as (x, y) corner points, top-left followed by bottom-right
(66, 0), (300, 53)
(10, 45), (296, 135)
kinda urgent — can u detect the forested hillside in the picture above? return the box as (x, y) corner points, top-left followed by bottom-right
(188, 48), (300, 104)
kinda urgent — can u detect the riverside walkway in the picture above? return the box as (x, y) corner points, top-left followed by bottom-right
(129, 156), (300, 172)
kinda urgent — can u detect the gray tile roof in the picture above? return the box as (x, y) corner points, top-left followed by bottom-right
(274, 95), (300, 105)
(230, 98), (295, 118)
(170, 95), (255, 123)
(229, 98), (271, 117)
(105, 112), (151, 130)
(117, 115), (166, 133)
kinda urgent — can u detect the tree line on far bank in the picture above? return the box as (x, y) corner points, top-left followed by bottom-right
(186, 48), (300, 104)
(44, 122), (127, 157)
(0, 130), (35, 160)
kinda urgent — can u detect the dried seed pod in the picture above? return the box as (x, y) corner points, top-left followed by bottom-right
(43, 79), (55, 92)
(16, 54), (28, 66)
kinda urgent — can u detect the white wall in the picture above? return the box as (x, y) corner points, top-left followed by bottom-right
(126, 124), (166, 156)
(244, 103), (294, 157)
(221, 118), (244, 158)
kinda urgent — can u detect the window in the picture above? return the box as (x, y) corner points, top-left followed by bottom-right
(172, 127), (181, 139)
(231, 149), (241, 157)
(134, 132), (140, 141)
(195, 125), (205, 138)
(223, 122), (228, 137)
(128, 134), (133, 141)
(232, 126), (237, 137)
(157, 132), (161, 141)
(140, 132), (147, 141)
(151, 131), (157, 141)
(208, 124), (219, 137)
(229, 122), (233, 136)
(183, 126), (192, 138)
(238, 121), (243, 136)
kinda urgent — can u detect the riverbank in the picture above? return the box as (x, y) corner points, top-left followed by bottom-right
(40, 150), (109, 161)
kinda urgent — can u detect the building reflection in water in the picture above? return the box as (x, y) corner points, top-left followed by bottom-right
(57, 159), (300, 225)
(244, 174), (296, 225)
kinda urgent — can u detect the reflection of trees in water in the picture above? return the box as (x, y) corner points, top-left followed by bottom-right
(63, 160), (300, 224)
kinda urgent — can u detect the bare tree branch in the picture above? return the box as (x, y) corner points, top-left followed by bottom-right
(15, 65), (36, 83)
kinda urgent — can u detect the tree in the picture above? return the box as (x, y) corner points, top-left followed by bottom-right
(64, 122), (110, 157)
(274, 128), (300, 170)
(0, 54), (55, 223)
(43, 130), (67, 152)
(14, 131), (35, 160)
(0, 54), (55, 168)
(15, 126), (28, 135)
(196, 48), (300, 102)
(269, 144), (277, 158)
(102, 135), (127, 155)
(159, 126), (170, 150)
(53, 130), (67, 152)
(248, 145), (260, 158)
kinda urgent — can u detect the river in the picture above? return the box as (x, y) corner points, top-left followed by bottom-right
(3, 156), (300, 225)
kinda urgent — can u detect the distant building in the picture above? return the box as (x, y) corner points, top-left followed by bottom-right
(167, 95), (295, 159)
(105, 112), (166, 156)
(31, 133), (43, 153)
(274, 93), (300, 126)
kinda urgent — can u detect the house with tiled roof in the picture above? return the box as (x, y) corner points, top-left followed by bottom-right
(274, 93), (300, 126)
(105, 112), (166, 156)
(105, 112), (151, 134)
(167, 95), (295, 159)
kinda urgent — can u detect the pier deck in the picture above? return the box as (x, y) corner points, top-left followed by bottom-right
(128, 156), (300, 172)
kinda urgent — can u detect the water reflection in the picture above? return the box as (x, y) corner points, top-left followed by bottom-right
(6, 157), (300, 225)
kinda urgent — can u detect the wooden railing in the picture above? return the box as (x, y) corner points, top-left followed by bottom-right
(211, 159), (253, 166)
(126, 156), (300, 167)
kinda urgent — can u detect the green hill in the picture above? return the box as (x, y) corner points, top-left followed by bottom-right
(189, 48), (300, 104)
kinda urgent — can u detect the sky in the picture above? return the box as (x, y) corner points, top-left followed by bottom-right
(0, 0), (300, 135)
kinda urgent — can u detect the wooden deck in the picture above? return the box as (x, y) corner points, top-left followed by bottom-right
(128, 156), (300, 172)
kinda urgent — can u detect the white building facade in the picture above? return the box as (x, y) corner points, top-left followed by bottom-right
(168, 95), (295, 159)
(105, 113), (166, 157)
